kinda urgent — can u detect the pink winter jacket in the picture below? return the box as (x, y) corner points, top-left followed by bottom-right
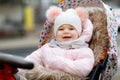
(25, 43), (94, 77)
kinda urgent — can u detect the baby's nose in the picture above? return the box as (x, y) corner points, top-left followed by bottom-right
(64, 29), (70, 33)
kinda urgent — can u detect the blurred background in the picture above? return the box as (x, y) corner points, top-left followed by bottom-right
(0, 0), (58, 55)
(0, 0), (120, 79)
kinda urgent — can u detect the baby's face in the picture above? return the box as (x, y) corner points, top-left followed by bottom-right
(56, 24), (79, 42)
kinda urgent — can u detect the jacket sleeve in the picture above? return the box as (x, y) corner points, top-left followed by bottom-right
(49, 48), (94, 77)
(80, 19), (93, 42)
(17, 48), (42, 76)
(25, 48), (43, 65)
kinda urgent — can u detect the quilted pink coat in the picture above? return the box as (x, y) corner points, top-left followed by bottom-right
(25, 43), (94, 77)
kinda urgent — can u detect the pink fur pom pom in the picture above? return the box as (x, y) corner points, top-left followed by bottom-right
(46, 6), (62, 23)
(75, 7), (89, 22)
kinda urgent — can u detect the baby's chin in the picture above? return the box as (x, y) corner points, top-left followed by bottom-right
(60, 38), (74, 42)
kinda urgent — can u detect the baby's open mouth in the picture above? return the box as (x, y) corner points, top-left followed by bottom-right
(62, 36), (72, 39)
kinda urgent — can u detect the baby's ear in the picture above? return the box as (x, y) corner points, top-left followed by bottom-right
(46, 6), (62, 23)
(75, 7), (89, 22)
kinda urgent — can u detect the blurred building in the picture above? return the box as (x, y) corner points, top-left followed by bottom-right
(0, 0), (25, 38)
(0, 0), (120, 38)
(0, 0), (57, 38)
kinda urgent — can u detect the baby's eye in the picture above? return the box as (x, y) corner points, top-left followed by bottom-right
(69, 28), (75, 30)
(58, 28), (64, 30)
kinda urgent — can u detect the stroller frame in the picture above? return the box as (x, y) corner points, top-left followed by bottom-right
(0, 53), (34, 80)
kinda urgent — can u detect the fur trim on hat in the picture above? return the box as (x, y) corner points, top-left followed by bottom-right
(46, 6), (89, 24)
(75, 7), (89, 22)
(46, 6), (62, 23)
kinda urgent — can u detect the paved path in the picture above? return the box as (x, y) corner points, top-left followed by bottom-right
(0, 35), (40, 50)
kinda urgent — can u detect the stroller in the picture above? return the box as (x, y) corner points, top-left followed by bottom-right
(38, 0), (118, 80)
(0, 0), (118, 80)
(0, 52), (34, 80)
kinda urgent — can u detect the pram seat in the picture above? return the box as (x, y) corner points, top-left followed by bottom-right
(20, 5), (116, 80)
(16, 0), (117, 80)
(35, 0), (117, 80)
